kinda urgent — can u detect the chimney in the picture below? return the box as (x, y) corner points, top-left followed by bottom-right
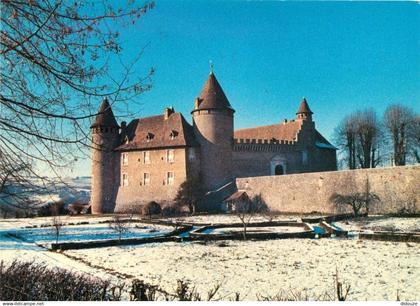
(164, 107), (175, 120)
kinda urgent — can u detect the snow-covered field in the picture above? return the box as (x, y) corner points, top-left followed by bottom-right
(0, 216), (172, 248)
(0, 215), (419, 301)
(175, 214), (303, 224)
(211, 226), (308, 234)
(65, 239), (419, 301)
(335, 217), (420, 233)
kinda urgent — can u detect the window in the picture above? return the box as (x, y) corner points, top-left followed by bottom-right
(170, 130), (178, 140)
(188, 148), (196, 161)
(167, 171), (174, 185)
(166, 149), (174, 163)
(143, 173), (150, 185)
(122, 153), (128, 165)
(143, 151), (150, 164)
(122, 173), (129, 186)
(146, 132), (154, 142)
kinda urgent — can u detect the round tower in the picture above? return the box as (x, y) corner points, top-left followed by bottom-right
(90, 98), (120, 214)
(191, 72), (235, 191)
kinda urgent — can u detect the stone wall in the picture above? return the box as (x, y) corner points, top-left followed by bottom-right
(114, 147), (199, 212)
(236, 165), (420, 214)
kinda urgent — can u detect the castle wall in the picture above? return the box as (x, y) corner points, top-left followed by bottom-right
(236, 165), (420, 214)
(232, 149), (304, 178)
(114, 147), (191, 212)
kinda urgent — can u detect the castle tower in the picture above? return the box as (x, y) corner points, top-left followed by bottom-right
(90, 98), (120, 214)
(296, 97), (313, 121)
(191, 72), (235, 191)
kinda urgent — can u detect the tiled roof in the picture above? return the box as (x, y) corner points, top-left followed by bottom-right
(224, 190), (249, 202)
(192, 72), (234, 112)
(315, 130), (336, 150)
(296, 97), (313, 114)
(234, 120), (302, 142)
(90, 98), (119, 128)
(116, 112), (199, 151)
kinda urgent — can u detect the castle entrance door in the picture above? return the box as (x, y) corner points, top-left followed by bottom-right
(270, 155), (286, 175)
(274, 165), (284, 175)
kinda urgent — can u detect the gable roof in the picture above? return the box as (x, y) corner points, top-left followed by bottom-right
(234, 120), (302, 142)
(192, 72), (234, 112)
(224, 190), (249, 202)
(90, 98), (119, 128)
(116, 112), (199, 151)
(315, 130), (337, 150)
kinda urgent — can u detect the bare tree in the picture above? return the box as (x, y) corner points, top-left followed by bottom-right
(109, 215), (131, 242)
(410, 115), (420, 163)
(334, 110), (382, 169)
(383, 104), (416, 166)
(51, 215), (63, 244)
(1, 1), (154, 208)
(235, 193), (266, 240)
(354, 109), (381, 168)
(334, 114), (358, 169)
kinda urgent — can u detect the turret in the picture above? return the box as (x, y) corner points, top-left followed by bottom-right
(90, 98), (120, 214)
(191, 71), (235, 191)
(296, 97), (313, 121)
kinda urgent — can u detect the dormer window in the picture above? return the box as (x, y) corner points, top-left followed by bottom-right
(170, 130), (178, 140)
(146, 132), (154, 142)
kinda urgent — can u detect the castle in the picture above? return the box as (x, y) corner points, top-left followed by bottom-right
(90, 72), (337, 214)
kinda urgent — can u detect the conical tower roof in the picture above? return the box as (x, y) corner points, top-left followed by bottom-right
(192, 72), (234, 112)
(296, 97), (313, 115)
(90, 98), (119, 128)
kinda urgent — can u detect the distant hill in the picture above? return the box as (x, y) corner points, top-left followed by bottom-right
(0, 176), (91, 211)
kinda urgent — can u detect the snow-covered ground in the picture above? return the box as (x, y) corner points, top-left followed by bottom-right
(0, 215), (419, 301)
(169, 213), (305, 225)
(0, 215), (172, 248)
(56, 239), (420, 300)
(211, 226), (308, 234)
(335, 217), (420, 233)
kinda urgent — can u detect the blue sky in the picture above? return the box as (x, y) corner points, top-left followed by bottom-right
(72, 0), (420, 176)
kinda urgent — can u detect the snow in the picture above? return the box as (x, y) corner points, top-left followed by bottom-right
(172, 214), (304, 225)
(334, 217), (420, 233)
(0, 215), (173, 248)
(64, 239), (420, 301)
(0, 214), (419, 301)
(10, 225), (170, 244)
(210, 226), (307, 234)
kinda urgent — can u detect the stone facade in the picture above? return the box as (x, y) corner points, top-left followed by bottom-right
(114, 148), (201, 211)
(90, 72), (337, 214)
(236, 165), (420, 214)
